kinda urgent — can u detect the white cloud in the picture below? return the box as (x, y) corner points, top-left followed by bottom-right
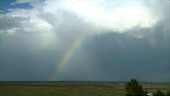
(1, 0), (167, 49)
(5, 28), (19, 34)
(3, 1), (161, 35)
(63, 1), (158, 32)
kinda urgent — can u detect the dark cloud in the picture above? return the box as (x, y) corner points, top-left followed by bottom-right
(81, 31), (169, 81)
(1, 1), (170, 81)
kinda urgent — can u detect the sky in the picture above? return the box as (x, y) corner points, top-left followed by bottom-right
(0, 0), (170, 82)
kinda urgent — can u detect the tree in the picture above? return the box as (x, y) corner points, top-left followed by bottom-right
(155, 90), (165, 96)
(125, 79), (144, 96)
(166, 90), (170, 96)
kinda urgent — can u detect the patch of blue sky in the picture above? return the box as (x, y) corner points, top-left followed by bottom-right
(0, 0), (33, 14)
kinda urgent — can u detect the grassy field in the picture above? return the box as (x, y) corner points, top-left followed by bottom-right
(0, 81), (169, 96)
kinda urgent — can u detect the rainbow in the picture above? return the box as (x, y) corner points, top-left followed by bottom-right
(52, 35), (84, 80)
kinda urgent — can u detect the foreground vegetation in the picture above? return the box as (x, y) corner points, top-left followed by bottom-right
(125, 79), (170, 96)
(0, 81), (169, 96)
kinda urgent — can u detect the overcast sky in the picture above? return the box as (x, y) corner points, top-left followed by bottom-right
(0, 0), (170, 81)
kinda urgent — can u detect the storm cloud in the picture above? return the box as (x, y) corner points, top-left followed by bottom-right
(1, 0), (170, 81)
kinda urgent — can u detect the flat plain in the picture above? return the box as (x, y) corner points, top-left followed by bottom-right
(1, 81), (169, 96)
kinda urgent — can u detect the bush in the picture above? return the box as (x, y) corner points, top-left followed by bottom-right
(144, 89), (148, 96)
(155, 90), (165, 96)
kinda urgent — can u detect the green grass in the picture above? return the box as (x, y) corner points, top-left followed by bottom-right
(0, 82), (169, 96)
